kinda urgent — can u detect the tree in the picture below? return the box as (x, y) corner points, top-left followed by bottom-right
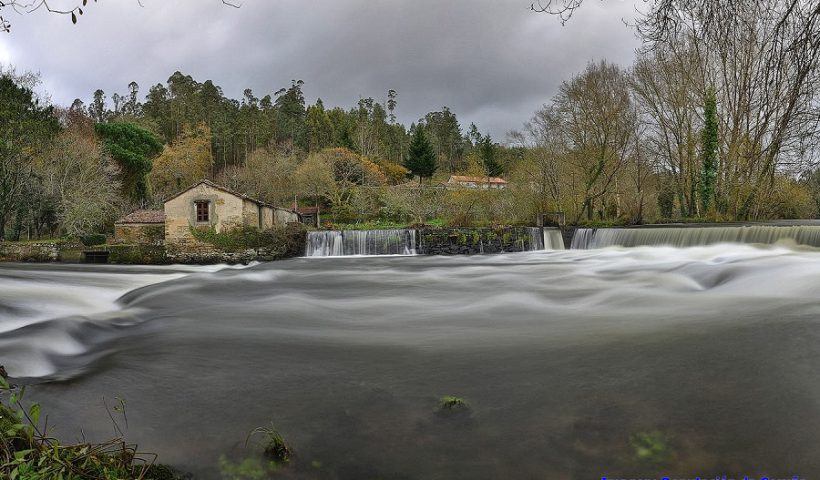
(405, 126), (437, 184)
(275, 79), (306, 148)
(631, 43), (703, 218)
(95, 122), (163, 205)
(305, 99), (333, 152)
(478, 133), (503, 177)
(1, 0), (238, 33)
(0, 73), (59, 239)
(548, 60), (636, 223)
(37, 123), (121, 236)
(235, 146), (299, 206)
(423, 107), (464, 172)
(88, 89), (107, 123)
(699, 86), (718, 215)
(150, 123), (214, 201)
(294, 152), (334, 212)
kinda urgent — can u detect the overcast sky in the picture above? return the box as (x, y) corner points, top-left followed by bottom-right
(0, 0), (640, 140)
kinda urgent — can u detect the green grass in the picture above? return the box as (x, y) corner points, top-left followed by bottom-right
(437, 395), (469, 412)
(326, 220), (410, 230)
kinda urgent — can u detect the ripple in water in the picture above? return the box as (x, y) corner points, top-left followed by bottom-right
(2, 246), (820, 478)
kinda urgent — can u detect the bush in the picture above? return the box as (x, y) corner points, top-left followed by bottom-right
(190, 223), (308, 258)
(80, 233), (107, 246)
(0, 376), (185, 479)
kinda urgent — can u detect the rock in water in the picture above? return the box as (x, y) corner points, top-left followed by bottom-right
(0, 365), (7, 379)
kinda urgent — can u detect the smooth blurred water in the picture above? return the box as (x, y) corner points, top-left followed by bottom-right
(2, 246), (820, 478)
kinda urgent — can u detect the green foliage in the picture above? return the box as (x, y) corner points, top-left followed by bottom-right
(437, 395), (469, 412)
(478, 134), (503, 177)
(80, 233), (107, 246)
(630, 431), (672, 464)
(95, 122), (163, 203)
(218, 424), (292, 479)
(0, 376), (181, 480)
(0, 74), (60, 239)
(108, 244), (166, 264)
(699, 86), (719, 214)
(190, 223), (308, 257)
(405, 126), (437, 182)
(247, 424), (292, 464)
(218, 455), (279, 480)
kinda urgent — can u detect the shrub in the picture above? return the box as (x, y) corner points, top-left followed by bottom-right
(190, 223), (308, 258)
(0, 375), (184, 479)
(80, 233), (107, 246)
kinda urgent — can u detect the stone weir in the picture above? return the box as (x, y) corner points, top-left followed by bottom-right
(305, 227), (565, 257)
(569, 222), (820, 249)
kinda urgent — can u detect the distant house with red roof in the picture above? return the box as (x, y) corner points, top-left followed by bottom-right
(447, 175), (508, 189)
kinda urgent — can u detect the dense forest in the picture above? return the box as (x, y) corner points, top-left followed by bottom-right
(3, 0), (820, 240)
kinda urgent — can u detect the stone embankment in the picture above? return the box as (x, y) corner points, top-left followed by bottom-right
(418, 227), (546, 254)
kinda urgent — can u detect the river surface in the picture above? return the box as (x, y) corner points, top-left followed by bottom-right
(2, 245), (820, 478)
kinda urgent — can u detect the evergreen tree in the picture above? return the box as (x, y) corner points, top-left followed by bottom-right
(0, 74), (60, 239)
(95, 122), (163, 204)
(405, 126), (437, 184)
(699, 86), (718, 214)
(478, 133), (503, 177)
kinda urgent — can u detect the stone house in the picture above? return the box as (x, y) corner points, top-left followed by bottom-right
(164, 180), (300, 245)
(114, 209), (165, 244)
(447, 175), (508, 189)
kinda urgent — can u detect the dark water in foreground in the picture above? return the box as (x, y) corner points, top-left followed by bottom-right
(2, 246), (820, 478)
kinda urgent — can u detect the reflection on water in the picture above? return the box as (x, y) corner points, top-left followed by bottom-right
(2, 245), (820, 478)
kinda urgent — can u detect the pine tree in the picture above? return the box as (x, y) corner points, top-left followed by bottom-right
(405, 126), (437, 184)
(479, 133), (503, 177)
(699, 86), (718, 215)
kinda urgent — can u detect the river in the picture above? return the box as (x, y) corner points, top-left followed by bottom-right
(2, 244), (820, 478)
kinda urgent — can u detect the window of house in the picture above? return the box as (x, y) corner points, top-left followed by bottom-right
(195, 201), (209, 222)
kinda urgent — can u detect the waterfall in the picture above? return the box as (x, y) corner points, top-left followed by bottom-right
(543, 228), (566, 250)
(527, 227), (545, 250)
(523, 227), (565, 250)
(306, 229), (417, 257)
(571, 224), (820, 249)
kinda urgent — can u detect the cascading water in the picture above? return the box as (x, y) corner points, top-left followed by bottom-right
(306, 229), (417, 256)
(542, 227), (566, 250)
(571, 224), (820, 249)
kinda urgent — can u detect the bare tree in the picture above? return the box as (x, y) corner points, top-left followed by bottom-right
(552, 60), (637, 223)
(1, 0), (240, 33)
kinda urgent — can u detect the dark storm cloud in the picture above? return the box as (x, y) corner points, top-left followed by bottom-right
(0, 0), (640, 138)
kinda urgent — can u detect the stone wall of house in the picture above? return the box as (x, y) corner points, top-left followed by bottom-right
(165, 183), (246, 244)
(274, 208), (300, 224)
(418, 227), (545, 255)
(261, 206), (275, 229)
(114, 224), (165, 244)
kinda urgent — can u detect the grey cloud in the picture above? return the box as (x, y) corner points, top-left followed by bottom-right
(0, 0), (640, 139)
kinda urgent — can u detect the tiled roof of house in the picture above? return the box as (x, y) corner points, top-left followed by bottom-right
(448, 175), (507, 184)
(163, 179), (278, 208)
(296, 206), (320, 215)
(115, 209), (165, 224)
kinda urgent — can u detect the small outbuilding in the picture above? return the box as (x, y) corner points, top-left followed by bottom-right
(114, 209), (166, 244)
(295, 206), (321, 227)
